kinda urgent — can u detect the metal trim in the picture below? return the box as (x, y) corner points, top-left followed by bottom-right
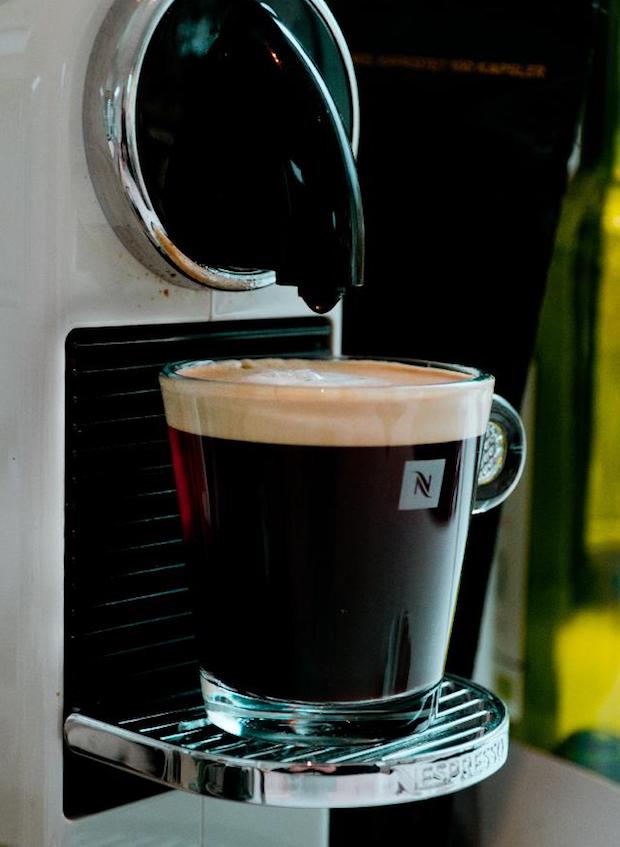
(65, 676), (509, 807)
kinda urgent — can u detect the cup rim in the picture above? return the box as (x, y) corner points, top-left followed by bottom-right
(160, 355), (493, 391)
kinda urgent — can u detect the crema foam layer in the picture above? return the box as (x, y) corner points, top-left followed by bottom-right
(160, 358), (494, 446)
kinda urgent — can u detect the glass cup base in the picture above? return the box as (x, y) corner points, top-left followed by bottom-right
(201, 671), (440, 745)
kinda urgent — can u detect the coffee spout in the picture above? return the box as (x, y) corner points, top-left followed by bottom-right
(84, 0), (363, 302)
(158, 0), (364, 312)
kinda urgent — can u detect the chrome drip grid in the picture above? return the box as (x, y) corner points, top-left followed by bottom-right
(64, 676), (508, 808)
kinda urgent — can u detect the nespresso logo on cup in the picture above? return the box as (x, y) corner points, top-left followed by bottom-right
(399, 459), (446, 510)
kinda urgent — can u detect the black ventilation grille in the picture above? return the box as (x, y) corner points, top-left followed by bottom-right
(64, 317), (331, 818)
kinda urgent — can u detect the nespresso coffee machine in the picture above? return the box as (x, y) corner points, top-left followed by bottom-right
(1, 0), (591, 845)
(0, 1), (509, 844)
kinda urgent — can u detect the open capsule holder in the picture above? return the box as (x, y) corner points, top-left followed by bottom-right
(64, 675), (508, 808)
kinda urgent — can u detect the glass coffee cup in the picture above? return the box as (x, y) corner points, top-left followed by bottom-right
(159, 356), (525, 744)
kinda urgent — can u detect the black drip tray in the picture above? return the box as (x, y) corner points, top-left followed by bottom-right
(64, 675), (508, 808)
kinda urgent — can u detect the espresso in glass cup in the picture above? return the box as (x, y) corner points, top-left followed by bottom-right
(159, 357), (524, 744)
